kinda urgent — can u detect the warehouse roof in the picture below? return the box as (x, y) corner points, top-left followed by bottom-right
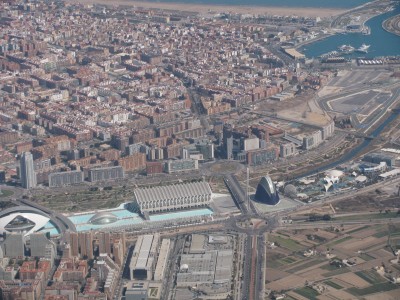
(134, 181), (212, 203)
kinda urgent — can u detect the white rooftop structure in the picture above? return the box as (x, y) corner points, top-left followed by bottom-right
(129, 234), (159, 280)
(355, 175), (368, 183)
(325, 170), (344, 178)
(379, 168), (400, 179)
(363, 162), (387, 173)
(133, 181), (212, 213)
(0, 211), (50, 237)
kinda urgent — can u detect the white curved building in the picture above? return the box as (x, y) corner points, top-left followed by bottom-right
(0, 208), (50, 237)
(133, 181), (212, 213)
(362, 162), (387, 174)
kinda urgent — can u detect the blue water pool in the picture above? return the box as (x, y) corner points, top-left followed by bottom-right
(149, 208), (213, 222)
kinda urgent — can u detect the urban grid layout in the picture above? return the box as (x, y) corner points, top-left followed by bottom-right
(0, 0), (399, 299)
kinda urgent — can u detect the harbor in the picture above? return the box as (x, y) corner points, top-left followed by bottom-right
(299, 1), (400, 60)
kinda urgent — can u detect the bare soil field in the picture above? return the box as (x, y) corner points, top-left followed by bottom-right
(335, 272), (370, 288)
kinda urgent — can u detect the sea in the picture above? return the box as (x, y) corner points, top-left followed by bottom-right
(300, 2), (400, 58)
(148, 0), (371, 9)
(147, 0), (400, 58)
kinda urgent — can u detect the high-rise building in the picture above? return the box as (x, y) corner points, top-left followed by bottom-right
(20, 152), (37, 189)
(98, 232), (111, 256)
(113, 239), (124, 267)
(1, 233), (25, 259)
(29, 232), (56, 261)
(78, 231), (94, 259)
(67, 231), (79, 258)
(223, 125), (234, 160)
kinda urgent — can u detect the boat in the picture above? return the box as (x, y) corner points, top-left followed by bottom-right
(338, 44), (355, 54)
(356, 43), (370, 53)
(319, 50), (339, 58)
(362, 27), (371, 35)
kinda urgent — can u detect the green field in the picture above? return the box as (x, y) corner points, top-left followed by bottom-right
(347, 282), (399, 296)
(371, 224), (400, 239)
(355, 270), (386, 284)
(335, 212), (399, 221)
(268, 235), (305, 252)
(373, 230), (389, 238)
(321, 263), (340, 271)
(325, 280), (343, 290)
(0, 189), (14, 198)
(347, 225), (370, 234)
(267, 253), (286, 268)
(280, 256), (297, 264)
(287, 259), (324, 273)
(294, 287), (319, 300)
(358, 253), (375, 261)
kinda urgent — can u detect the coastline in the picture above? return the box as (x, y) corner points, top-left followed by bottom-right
(65, 0), (345, 17)
(295, 1), (397, 56)
(382, 15), (400, 36)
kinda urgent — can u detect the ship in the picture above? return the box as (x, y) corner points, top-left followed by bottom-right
(362, 27), (371, 35)
(338, 44), (355, 54)
(356, 43), (370, 53)
(319, 50), (339, 58)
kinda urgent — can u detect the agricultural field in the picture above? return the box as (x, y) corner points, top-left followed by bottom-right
(266, 224), (400, 299)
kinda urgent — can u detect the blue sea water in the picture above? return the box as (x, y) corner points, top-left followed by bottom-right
(146, 0), (371, 9)
(300, 3), (400, 58)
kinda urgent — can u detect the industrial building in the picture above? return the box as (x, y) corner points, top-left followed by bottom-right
(283, 48), (306, 59)
(242, 137), (260, 151)
(363, 152), (396, 167)
(321, 121), (335, 140)
(129, 234), (159, 280)
(177, 249), (233, 287)
(133, 181), (212, 214)
(280, 142), (298, 158)
(48, 170), (84, 187)
(175, 233), (233, 293)
(124, 281), (162, 300)
(154, 239), (171, 281)
(125, 281), (149, 300)
(255, 176), (280, 205)
(88, 166), (124, 182)
(302, 130), (323, 150)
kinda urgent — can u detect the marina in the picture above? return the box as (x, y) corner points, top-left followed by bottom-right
(300, 2), (400, 59)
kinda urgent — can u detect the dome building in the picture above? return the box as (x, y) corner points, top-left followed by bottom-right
(88, 212), (118, 225)
(255, 176), (280, 205)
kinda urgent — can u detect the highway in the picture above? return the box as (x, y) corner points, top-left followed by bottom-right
(18, 198), (76, 233)
(249, 235), (258, 300)
(224, 174), (249, 215)
(280, 217), (400, 229)
(241, 235), (252, 300)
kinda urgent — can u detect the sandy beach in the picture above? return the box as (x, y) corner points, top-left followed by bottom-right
(65, 0), (345, 17)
